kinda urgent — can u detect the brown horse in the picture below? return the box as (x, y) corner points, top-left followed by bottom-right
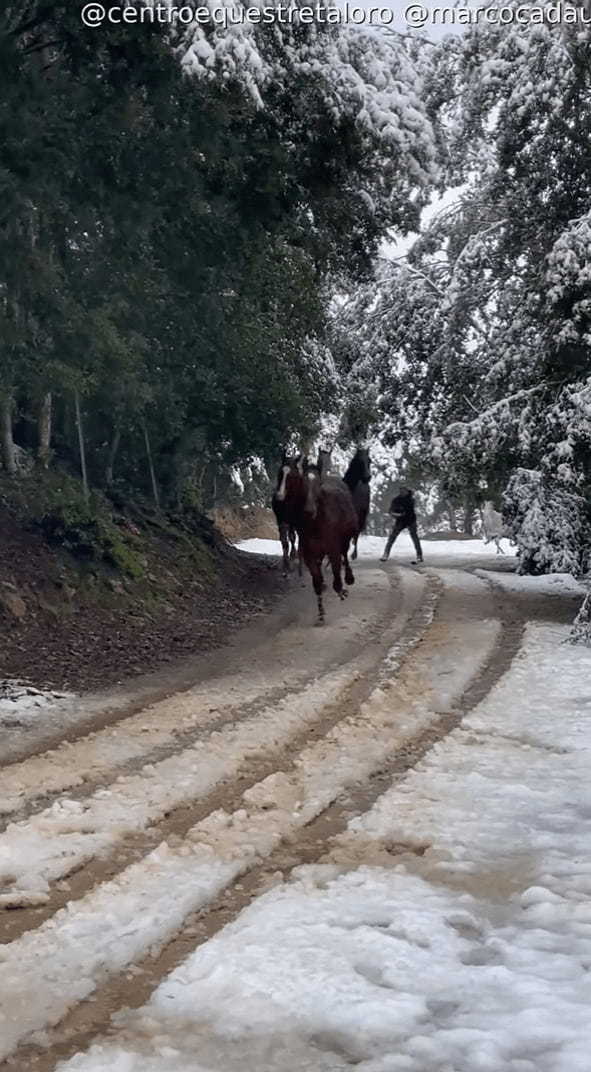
(343, 448), (371, 560)
(274, 456), (357, 623)
(272, 452), (302, 578)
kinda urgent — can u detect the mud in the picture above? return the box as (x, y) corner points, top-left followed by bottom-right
(0, 560), (580, 1072)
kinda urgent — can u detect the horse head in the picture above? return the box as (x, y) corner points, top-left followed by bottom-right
(277, 455), (319, 517)
(344, 446), (371, 490)
(275, 454), (307, 504)
(302, 456), (319, 479)
(275, 453), (296, 502)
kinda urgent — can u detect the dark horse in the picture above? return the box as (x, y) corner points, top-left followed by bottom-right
(271, 452), (302, 578)
(343, 448), (371, 560)
(274, 456), (357, 623)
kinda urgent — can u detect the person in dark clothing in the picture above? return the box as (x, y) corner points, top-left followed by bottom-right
(380, 487), (423, 563)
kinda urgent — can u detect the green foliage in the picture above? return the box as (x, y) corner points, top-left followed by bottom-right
(102, 534), (144, 579)
(1, 4), (434, 507)
(35, 484), (144, 577)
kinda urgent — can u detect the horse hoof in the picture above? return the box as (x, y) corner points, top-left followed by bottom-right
(315, 617), (325, 626)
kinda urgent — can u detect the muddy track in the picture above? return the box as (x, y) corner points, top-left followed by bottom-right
(0, 573), (440, 946)
(455, 581), (525, 712)
(0, 566), (526, 1072)
(0, 567), (391, 771)
(0, 571), (410, 826)
(0, 595), (398, 834)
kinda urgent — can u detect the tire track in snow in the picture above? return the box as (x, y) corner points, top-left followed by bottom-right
(0, 571), (504, 1069)
(0, 571), (436, 941)
(39, 570), (529, 1072)
(0, 565), (399, 773)
(0, 570), (401, 823)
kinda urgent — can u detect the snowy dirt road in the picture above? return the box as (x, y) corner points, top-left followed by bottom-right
(0, 544), (586, 1072)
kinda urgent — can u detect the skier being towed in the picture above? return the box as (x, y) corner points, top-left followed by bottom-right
(380, 487), (423, 564)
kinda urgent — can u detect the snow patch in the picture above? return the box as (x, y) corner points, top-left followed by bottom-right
(237, 534), (515, 559)
(55, 623), (591, 1072)
(0, 575), (498, 1060)
(475, 570), (585, 597)
(0, 681), (73, 728)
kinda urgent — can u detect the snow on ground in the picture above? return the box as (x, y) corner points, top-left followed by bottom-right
(0, 680), (73, 728)
(57, 623), (591, 1072)
(0, 570), (428, 904)
(0, 644), (397, 904)
(237, 533), (515, 559)
(475, 570), (586, 597)
(0, 570), (396, 818)
(0, 575), (499, 1059)
(461, 621), (591, 751)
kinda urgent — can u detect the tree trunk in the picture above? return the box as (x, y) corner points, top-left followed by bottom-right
(463, 496), (475, 536)
(106, 426), (121, 487)
(74, 390), (89, 502)
(1, 394), (16, 474)
(38, 392), (52, 468)
(143, 423), (160, 509)
(446, 502), (457, 531)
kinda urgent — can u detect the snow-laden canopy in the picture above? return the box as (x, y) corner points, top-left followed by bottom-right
(330, 18), (591, 581)
(174, 3), (439, 187)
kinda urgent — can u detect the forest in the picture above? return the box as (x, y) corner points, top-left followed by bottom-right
(1, 4), (590, 586)
(2, 13), (591, 1061)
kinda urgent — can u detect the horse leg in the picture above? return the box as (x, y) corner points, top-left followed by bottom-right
(351, 533), (358, 560)
(329, 551), (347, 601)
(495, 536), (505, 555)
(342, 541), (355, 587)
(279, 523), (290, 577)
(308, 558), (325, 623)
(317, 553), (327, 591)
(289, 527), (297, 561)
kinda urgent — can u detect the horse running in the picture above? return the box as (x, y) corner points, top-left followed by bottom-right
(274, 456), (357, 623)
(271, 453), (302, 577)
(343, 448), (371, 560)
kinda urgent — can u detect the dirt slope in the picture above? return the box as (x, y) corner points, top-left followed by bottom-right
(0, 478), (283, 692)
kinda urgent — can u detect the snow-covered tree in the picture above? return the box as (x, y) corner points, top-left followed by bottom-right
(336, 19), (591, 592)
